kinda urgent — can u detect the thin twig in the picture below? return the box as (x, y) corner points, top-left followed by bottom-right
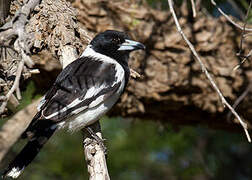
(6, 60), (24, 99)
(233, 49), (252, 71)
(130, 68), (142, 79)
(0, 59), (24, 114)
(238, 0), (252, 54)
(168, 0), (251, 142)
(211, 0), (252, 32)
(190, 0), (197, 18)
(0, 0), (41, 115)
(227, 81), (252, 120)
(243, 32), (252, 37)
(234, 0), (252, 71)
(0, 96), (6, 101)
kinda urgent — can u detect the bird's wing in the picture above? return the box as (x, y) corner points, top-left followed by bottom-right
(25, 56), (123, 134)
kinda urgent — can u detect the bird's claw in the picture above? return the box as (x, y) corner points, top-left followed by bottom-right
(85, 127), (107, 154)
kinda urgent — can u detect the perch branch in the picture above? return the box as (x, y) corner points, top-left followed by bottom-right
(168, 0), (251, 142)
(82, 122), (110, 180)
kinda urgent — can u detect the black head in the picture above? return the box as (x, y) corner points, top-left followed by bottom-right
(90, 30), (145, 65)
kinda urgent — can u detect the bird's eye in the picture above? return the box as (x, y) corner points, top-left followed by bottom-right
(112, 38), (121, 44)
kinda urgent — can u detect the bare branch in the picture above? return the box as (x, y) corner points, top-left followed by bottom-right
(0, 0), (41, 116)
(234, 0), (252, 71)
(233, 49), (252, 71)
(168, 0), (251, 142)
(0, 0), (41, 44)
(227, 81), (252, 120)
(238, 0), (252, 54)
(190, 0), (197, 18)
(211, 0), (252, 32)
(130, 69), (142, 79)
(0, 59), (24, 114)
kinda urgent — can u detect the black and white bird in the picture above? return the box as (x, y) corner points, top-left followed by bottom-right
(3, 30), (145, 178)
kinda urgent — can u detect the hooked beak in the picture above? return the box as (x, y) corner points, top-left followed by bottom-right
(118, 39), (145, 51)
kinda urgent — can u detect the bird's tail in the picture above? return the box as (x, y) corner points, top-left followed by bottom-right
(2, 125), (56, 179)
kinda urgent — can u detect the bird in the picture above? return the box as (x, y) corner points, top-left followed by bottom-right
(2, 30), (145, 179)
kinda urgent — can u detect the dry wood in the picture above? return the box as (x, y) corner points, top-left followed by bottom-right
(190, 0), (196, 17)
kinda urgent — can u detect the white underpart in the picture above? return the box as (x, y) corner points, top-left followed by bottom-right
(44, 45), (125, 131)
(6, 167), (24, 179)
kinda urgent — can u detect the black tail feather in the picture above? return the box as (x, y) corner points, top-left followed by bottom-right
(2, 126), (55, 179)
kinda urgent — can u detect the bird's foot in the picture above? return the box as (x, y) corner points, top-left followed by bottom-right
(85, 127), (107, 154)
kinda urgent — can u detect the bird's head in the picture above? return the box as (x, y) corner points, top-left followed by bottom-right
(90, 30), (145, 65)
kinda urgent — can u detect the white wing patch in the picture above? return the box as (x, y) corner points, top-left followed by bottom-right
(37, 96), (46, 111)
(42, 97), (86, 119)
(6, 167), (24, 179)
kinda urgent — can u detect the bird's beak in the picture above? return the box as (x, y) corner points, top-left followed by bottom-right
(118, 39), (145, 51)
